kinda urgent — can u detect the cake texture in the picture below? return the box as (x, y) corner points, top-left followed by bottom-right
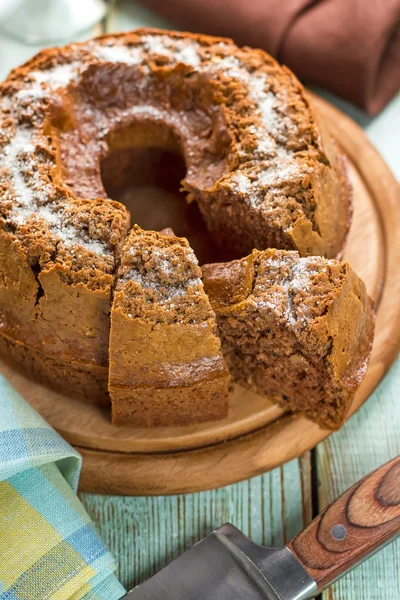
(0, 28), (365, 428)
(109, 226), (230, 425)
(203, 250), (375, 429)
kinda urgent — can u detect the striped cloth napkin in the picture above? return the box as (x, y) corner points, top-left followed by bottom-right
(0, 374), (126, 600)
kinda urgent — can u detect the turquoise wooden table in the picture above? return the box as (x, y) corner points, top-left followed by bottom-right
(1, 1), (399, 597)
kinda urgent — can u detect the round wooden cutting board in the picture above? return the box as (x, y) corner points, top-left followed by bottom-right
(1, 93), (400, 495)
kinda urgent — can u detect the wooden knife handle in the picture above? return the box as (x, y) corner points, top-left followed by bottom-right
(287, 456), (400, 590)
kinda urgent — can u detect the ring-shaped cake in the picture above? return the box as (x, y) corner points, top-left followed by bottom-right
(0, 29), (373, 429)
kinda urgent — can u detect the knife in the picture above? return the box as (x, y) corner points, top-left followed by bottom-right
(124, 456), (400, 599)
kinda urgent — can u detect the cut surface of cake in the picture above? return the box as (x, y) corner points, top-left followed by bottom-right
(0, 190), (129, 405)
(109, 226), (230, 426)
(0, 27), (366, 430)
(203, 250), (375, 429)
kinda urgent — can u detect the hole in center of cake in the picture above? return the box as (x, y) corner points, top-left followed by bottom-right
(100, 121), (222, 265)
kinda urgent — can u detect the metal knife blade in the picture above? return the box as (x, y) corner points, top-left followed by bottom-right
(123, 459), (400, 599)
(123, 524), (317, 600)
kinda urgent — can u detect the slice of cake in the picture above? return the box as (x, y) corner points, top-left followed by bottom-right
(203, 249), (375, 429)
(109, 226), (230, 426)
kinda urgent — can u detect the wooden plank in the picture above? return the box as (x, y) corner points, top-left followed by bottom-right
(80, 454), (311, 591)
(318, 357), (400, 600)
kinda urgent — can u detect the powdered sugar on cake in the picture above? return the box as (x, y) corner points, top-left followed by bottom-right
(95, 44), (143, 66)
(0, 32), (310, 253)
(256, 256), (326, 326)
(121, 238), (203, 306)
(94, 35), (201, 68)
(1, 129), (35, 203)
(259, 161), (303, 187)
(228, 171), (252, 194)
(91, 34), (300, 186)
(0, 95), (11, 111)
(0, 128), (108, 255)
(30, 62), (80, 88)
(124, 269), (202, 305)
(14, 62), (81, 104)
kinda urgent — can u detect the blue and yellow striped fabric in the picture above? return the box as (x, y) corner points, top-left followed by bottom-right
(0, 375), (126, 600)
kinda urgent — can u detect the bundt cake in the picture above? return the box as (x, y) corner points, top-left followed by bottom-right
(0, 28), (369, 429)
(203, 250), (375, 429)
(109, 226), (229, 425)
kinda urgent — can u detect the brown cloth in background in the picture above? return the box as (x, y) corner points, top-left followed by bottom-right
(139, 0), (400, 115)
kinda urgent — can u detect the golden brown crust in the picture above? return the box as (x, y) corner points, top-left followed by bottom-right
(0, 28), (358, 427)
(0, 332), (109, 406)
(111, 381), (229, 427)
(203, 250), (375, 429)
(1, 28), (351, 260)
(108, 226), (230, 425)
